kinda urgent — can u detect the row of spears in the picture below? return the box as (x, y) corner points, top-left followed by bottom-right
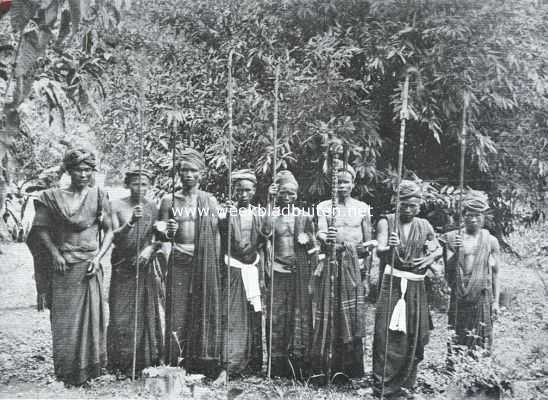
(127, 53), (471, 399)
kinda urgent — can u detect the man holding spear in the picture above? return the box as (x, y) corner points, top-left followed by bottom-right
(372, 180), (442, 399)
(311, 140), (375, 382)
(160, 148), (223, 377)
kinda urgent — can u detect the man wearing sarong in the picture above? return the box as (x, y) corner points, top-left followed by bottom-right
(160, 148), (223, 377)
(442, 190), (500, 350)
(33, 148), (113, 385)
(219, 169), (266, 375)
(108, 169), (165, 373)
(263, 170), (318, 378)
(312, 163), (374, 381)
(372, 180), (441, 399)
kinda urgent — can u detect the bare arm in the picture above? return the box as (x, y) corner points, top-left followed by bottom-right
(376, 218), (389, 254)
(491, 236), (501, 310)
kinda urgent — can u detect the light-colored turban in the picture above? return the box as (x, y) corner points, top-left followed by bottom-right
(231, 169), (257, 184)
(463, 190), (489, 213)
(399, 180), (422, 200)
(274, 170), (298, 189)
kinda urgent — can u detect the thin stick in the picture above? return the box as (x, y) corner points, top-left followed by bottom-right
(380, 73), (410, 400)
(131, 82), (146, 380)
(454, 91), (467, 340)
(267, 63), (280, 380)
(225, 49), (235, 384)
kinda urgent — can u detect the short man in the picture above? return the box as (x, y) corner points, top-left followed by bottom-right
(33, 148), (113, 385)
(265, 170), (318, 378)
(372, 180), (441, 399)
(220, 169), (266, 375)
(160, 148), (223, 376)
(108, 169), (164, 373)
(312, 162), (374, 381)
(442, 190), (500, 349)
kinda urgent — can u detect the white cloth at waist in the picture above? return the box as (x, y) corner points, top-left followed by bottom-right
(384, 265), (425, 334)
(383, 265), (425, 281)
(224, 254), (262, 312)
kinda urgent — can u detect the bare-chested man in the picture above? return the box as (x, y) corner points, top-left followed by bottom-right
(220, 169), (266, 375)
(108, 169), (164, 373)
(265, 170), (318, 378)
(312, 160), (375, 381)
(442, 190), (500, 350)
(372, 180), (442, 399)
(159, 148), (223, 377)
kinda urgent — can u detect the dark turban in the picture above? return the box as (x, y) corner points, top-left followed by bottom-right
(63, 148), (97, 171)
(179, 148), (206, 171)
(231, 169), (257, 184)
(399, 180), (422, 200)
(463, 190), (489, 213)
(274, 170), (298, 189)
(124, 168), (155, 185)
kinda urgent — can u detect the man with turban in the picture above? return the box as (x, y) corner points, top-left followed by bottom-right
(263, 170), (318, 378)
(312, 157), (375, 382)
(219, 169), (268, 375)
(31, 148), (113, 385)
(441, 190), (500, 350)
(372, 180), (442, 398)
(107, 168), (165, 373)
(160, 148), (223, 378)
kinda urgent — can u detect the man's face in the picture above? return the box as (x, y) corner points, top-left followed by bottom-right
(69, 163), (93, 189)
(337, 171), (354, 198)
(277, 183), (298, 207)
(127, 176), (151, 200)
(179, 162), (202, 189)
(399, 198), (421, 222)
(235, 179), (255, 207)
(464, 211), (484, 232)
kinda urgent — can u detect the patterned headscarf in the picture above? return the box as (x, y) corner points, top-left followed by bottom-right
(231, 169), (257, 185)
(179, 148), (206, 171)
(463, 190), (489, 213)
(124, 168), (155, 185)
(63, 148), (97, 171)
(399, 180), (422, 200)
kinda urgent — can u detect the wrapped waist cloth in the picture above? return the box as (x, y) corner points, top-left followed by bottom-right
(224, 254), (262, 312)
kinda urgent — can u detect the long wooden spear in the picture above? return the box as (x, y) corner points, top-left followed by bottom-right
(131, 81), (146, 380)
(380, 72), (411, 400)
(225, 48), (235, 383)
(454, 90), (468, 341)
(267, 62), (280, 380)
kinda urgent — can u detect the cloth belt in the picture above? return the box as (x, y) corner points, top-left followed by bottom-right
(225, 254), (262, 312)
(384, 265), (425, 334)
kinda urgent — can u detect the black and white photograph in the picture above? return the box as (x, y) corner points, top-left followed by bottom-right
(0, 1), (547, 399)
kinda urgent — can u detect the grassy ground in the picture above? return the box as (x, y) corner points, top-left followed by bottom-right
(0, 225), (546, 399)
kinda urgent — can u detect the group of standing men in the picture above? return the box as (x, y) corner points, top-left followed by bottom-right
(29, 145), (500, 399)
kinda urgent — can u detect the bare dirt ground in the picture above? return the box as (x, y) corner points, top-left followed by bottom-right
(0, 226), (546, 399)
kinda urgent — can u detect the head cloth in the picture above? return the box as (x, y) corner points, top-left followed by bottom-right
(399, 180), (422, 200)
(274, 170), (298, 189)
(231, 169), (257, 185)
(179, 148), (206, 171)
(63, 148), (97, 171)
(463, 190), (489, 213)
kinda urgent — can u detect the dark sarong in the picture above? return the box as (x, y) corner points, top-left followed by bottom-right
(34, 187), (108, 385)
(311, 242), (367, 379)
(165, 191), (222, 375)
(220, 208), (264, 375)
(372, 215), (435, 396)
(107, 201), (164, 373)
(444, 229), (495, 349)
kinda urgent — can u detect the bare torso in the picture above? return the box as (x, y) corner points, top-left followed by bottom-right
(239, 208), (254, 245)
(273, 214), (295, 258)
(461, 231), (480, 275)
